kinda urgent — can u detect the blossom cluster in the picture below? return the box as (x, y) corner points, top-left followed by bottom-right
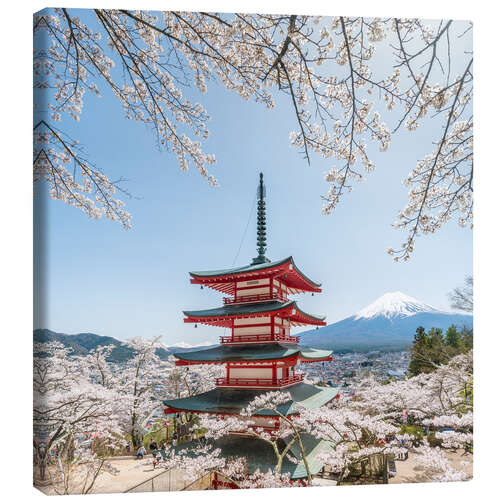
(34, 11), (472, 252)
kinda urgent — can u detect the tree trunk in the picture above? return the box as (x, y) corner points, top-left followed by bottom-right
(39, 459), (46, 481)
(296, 434), (312, 484)
(276, 455), (283, 474)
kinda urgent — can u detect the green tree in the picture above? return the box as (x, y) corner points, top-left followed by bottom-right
(445, 325), (462, 349)
(409, 325), (473, 377)
(408, 326), (429, 376)
(428, 327), (447, 365)
(461, 326), (473, 350)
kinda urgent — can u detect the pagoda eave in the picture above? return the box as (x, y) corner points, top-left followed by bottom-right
(183, 300), (326, 328)
(163, 384), (340, 416)
(189, 256), (322, 295)
(183, 317), (326, 328)
(174, 353), (332, 367)
(172, 344), (333, 365)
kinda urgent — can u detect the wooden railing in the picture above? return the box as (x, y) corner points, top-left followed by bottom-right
(219, 332), (298, 344)
(223, 291), (287, 305)
(215, 374), (304, 388)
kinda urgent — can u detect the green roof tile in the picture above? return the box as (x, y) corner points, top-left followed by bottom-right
(164, 383), (339, 416)
(174, 343), (332, 363)
(183, 300), (325, 322)
(174, 433), (331, 479)
(189, 256), (321, 288)
(190, 256), (292, 278)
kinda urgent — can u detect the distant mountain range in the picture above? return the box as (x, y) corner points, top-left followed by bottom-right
(33, 329), (217, 361)
(34, 292), (472, 357)
(298, 291), (473, 352)
(163, 341), (217, 352)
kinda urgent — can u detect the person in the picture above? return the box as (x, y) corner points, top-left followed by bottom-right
(136, 445), (146, 460)
(172, 432), (178, 447)
(149, 439), (158, 452)
(125, 442), (131, 453)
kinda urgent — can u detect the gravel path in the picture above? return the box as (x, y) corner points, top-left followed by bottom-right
(389, 450), (472, 484)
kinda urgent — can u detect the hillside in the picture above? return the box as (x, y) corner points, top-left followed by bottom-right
(33, 329), (172, 362)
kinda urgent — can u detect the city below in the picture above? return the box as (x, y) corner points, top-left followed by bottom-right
(302, 350), (410, 393)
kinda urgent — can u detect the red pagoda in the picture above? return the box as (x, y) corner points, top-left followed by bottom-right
(164, 173), (338, 481)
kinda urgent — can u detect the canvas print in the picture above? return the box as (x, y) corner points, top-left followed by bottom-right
(33, 7), (473, 494)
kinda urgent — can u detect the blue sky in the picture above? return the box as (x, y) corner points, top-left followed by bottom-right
(34, 11), (472, 345)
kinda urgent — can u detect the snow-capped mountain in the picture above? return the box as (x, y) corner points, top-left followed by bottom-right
(162, 340), (217, 353)
(299, 292), (472, 351)
(354, 291), (438, 320)
(164, 341), (214, 349)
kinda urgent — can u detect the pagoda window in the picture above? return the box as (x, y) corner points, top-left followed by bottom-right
(234, 317), (269, 325)
(229, 366), (273, 379)
(236, 286), (269, 298)
(236, 278), (270, 288)
(233, 325), (272, 336)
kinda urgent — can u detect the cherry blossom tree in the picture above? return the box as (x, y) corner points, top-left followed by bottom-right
(82, 338), (224, 447)
(47, 441), (119, 495)
(167, 391), (401, 486)
(165, 360), (223, 399)
(34, 336), (224, 491)
(33, 341), (122, 485)
(449, 275), (473, 313)
(33, 10), (472, 258)
(100, 337), (170, 448)
(196, 391), (314, 482)
(298, 404), (404, 484)
(241, 391), (314, 482)
(35, 336), (473, 489)
(156, 442), (300, 489)
(157, 352), (472, 487)
(349, 352), (473, 481)
(144, 390), (314, 487)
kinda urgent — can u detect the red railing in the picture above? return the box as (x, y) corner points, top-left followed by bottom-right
(219, 333), (298, 344)
(216, 374), (304, 388)
(223, 291), (287, 306)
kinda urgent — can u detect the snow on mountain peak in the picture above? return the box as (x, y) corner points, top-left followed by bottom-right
(164, 341), (214, 349)
(354, 291), (439, 320)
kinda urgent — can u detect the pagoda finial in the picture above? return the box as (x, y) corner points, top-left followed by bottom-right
(252, 173), (271, 265)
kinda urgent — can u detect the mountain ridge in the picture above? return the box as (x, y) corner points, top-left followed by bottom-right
(33, 329), (170, 362)
(299, 292), (472, 352)
(33, 329), (218, 360)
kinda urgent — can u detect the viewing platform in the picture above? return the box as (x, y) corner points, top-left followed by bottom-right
(215, 374), (304, 389)
(223, 291), (288, 306)
(219, 332), (299, 344)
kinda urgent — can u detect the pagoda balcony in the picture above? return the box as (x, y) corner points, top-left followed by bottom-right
(223, 291), (287, 306)
(219, 332), (299, 344)
(215, 374), (304, 389)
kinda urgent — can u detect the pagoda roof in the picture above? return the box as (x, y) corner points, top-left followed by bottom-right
(174, 433), (331, 480)
(164, 383), (339, 416)
(173, 343), (332, 364)
(189, 256), (322, 294)
(183, 300), (326, 327)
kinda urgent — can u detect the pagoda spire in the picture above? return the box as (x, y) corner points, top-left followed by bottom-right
(252, 173), (271, 265)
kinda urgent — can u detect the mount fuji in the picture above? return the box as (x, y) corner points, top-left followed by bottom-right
(298, 292), (473, 352)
